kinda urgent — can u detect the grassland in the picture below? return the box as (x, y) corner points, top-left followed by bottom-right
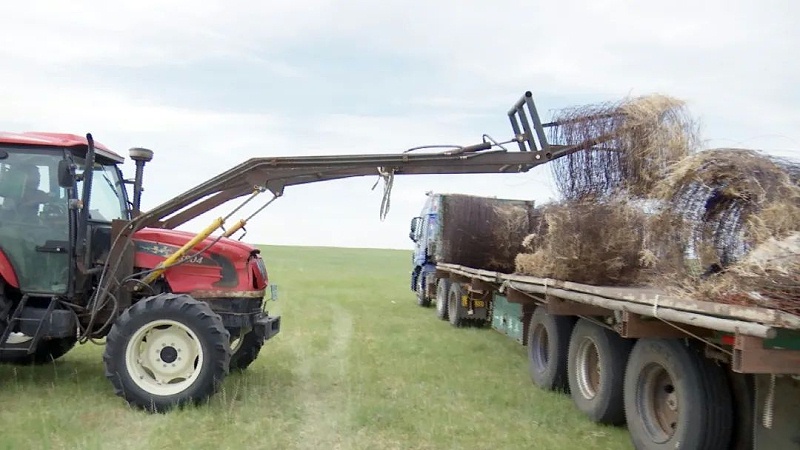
(0, 245), (632, 450)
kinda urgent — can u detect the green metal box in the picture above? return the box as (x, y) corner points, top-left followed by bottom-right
(491, 294), (525, 344)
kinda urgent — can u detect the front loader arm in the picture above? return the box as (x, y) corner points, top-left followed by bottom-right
(138, 146), (564, 230)
(133, 90), (588, 231)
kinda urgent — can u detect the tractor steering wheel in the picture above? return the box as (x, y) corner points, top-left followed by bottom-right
(40, 201), (68, 221)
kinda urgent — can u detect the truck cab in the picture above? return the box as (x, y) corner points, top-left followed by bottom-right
(408, 192), (441, 306)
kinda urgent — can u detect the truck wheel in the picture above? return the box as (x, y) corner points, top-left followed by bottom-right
(526, 307), (574, 392)
(103, 293), (231, 413)
(447, 282), (465, 327)
(435, 278), (450, 321)
(228, 328), (264, 371)
(416, 273), (431, 307)
(567, 319), (633, 425)
(728, 372), (754, 450)
(0, 335), (77, 365)
(624, 339), (733, 450)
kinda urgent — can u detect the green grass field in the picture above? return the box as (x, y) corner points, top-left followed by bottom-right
(0, 245), (633, 450)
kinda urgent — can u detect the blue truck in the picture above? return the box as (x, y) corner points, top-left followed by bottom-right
(408, 192), (800, 450)
(409, 191), (537, 324)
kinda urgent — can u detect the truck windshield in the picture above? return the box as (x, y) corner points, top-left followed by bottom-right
(75, 161), (129, 222)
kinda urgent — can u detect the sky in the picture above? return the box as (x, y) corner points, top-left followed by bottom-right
(1, 0), (798, 251)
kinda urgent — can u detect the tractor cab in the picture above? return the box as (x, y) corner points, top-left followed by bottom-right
(0, 133), (131, 297)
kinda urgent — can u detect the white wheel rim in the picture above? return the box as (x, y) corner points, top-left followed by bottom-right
(124, 319), (204, 397)
(230, 336), (243, 353)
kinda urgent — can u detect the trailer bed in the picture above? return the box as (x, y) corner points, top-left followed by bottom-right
(437, 263), (800, 337)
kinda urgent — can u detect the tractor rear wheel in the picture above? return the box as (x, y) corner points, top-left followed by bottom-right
(0, 335), (77, 365)
(229, 328), (264, 371)
(103, 293), (231, 413)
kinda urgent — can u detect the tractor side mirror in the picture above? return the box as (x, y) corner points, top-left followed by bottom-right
(409, 216), (422, 242)
(57, 159), (75, 188)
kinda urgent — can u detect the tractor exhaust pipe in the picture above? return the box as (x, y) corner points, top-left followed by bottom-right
(76, 133), (96, 267)
(129, 147), (154, 217)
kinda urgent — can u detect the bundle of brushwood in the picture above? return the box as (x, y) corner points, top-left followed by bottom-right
(437, 194), (539, 273)
(514, 199), (652, 286)
(677, 232), (800, 315)
(649, 148), (800, 276)
(548, 94), (699, 201)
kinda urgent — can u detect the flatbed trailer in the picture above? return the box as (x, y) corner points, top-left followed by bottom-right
(429, 263), (800, 449)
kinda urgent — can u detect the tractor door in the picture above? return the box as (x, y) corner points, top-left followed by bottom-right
(0, 150), (70, 294)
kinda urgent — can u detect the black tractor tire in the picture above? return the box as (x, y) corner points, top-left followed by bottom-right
(0, 335), (77, 365)
(526, 307), (575, 392)
(229, 328), (264, 372)
(623, 338), (733, 450)
(567, 319), (633, 425)
(416, 272), (431, 307)
(435, 278), (451, 321)
(103, 293), (231, 413)
(447, 282), (466, 327)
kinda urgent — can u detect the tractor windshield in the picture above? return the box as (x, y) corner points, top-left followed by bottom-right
(74, 160), (129, 222)
(0, 148), (69, 293)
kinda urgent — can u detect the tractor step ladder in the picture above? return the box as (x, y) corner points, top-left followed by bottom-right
(0, 295), (57, 354)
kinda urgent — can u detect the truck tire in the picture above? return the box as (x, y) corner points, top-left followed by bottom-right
(447, 282), (465, 327)
(103, 293), (231, 413)
(416, 273), (431, 307)
(229, 328), (264, 371)
(526, 307), (574, 392)
(728, 372), (755, 450)
(624, 338), (733, 450)
(567, 319), (633, 425)
(435, 278), (450, 321)
(0, 335), (77, 365)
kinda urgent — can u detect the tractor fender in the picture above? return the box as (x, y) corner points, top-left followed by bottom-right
(0, 249), (19, 288)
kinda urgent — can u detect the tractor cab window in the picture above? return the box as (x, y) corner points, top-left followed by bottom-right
(0, 155), (65, 219)
(74, 161), (129, 222)
(0, 149), (69, 294)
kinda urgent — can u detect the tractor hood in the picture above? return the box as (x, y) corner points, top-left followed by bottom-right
(131, 227), (267, 295)
(132, 228), (259, 258)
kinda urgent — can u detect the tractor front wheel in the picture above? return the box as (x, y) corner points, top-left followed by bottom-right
(103, 293), (231, 413)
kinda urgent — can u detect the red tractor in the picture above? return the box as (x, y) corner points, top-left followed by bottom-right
(0, 132), (280, 411)
(0, 91), (568, 412)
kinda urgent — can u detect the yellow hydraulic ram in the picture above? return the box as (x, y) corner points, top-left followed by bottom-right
(136, 188), (276, 288)
(221, 193), (279, 240)
(139, 217), (225, 287)
(222, 219), (246, 238)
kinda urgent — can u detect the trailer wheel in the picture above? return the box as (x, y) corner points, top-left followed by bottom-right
(435, 278), (450, 321)
(728, 372), (755, 450)
(0, 335), (77, 365)
(103, 293), (231, 413)
(447, 282), (465, 327)
(567, 319), (633, 425)
(228, 328), (264, 371)
(624, 339), (733, 450)
(416, 273), (431, 307)
(526, 308), (574, 392)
